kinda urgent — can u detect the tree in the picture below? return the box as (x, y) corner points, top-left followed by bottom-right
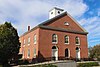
(0, 22), (20, 66)
(89, 44), (100, 60)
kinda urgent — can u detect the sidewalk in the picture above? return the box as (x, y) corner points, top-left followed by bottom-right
(16, 60), (76, 67)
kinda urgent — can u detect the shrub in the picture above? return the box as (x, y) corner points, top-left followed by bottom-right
(0, 65), (2, 67)
(23, 60), (29, 65)
(77, 62), (99, 67)
(97, 58), (100, 61)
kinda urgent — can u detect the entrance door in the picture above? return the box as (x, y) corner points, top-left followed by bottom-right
(52, 46), (58, 60)
(76, 47), (80, 59)
(65, 48), (69, 58)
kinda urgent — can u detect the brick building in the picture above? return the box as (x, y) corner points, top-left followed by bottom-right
(19, 7), (88, 62)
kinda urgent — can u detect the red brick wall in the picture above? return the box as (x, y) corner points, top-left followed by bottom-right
(19, 28), (39, 60)
(39, 28), (88, 59)
(45, 15), (84, 32)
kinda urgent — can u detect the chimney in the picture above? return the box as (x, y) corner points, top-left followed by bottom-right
(28, 26), (30, 31)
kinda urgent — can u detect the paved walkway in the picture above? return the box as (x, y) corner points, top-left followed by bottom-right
(54, 61), (76, 67)
(16, 60), (76, 67)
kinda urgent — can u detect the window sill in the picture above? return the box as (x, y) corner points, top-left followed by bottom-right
(28, 44), (30, 46)
(34, 54), (36, 58)
(23, 45), (25, 47)
(76, 44), (80, 45)
(34, 42), (36, 44)
(65, 43), (69, 45)
(52, 42), (58, 44)
(27, 57), (29, 58)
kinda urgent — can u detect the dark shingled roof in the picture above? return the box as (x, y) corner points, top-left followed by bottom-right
(20, 12), (88, 37)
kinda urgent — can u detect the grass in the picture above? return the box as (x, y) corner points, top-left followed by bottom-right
(0, 65), (2, 67)
(20, 64), (57, 67)
(77, 62), (99, 67)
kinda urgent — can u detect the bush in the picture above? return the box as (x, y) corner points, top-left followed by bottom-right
(0, 65), (2, 67)
(23, 60), (29, 65)
(97, 58), (100, 61)
(78, 62), (99, 67)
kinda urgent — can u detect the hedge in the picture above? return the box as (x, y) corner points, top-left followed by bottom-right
(77, 62), (99, 67)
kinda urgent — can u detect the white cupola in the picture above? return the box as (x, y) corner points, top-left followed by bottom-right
(49, 7), (64, 19)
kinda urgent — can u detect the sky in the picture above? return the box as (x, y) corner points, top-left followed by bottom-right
(0, 0), (100, 47)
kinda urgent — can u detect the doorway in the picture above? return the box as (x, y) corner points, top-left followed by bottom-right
(52, 46), (58, 60)
(76, 47), (80, 59)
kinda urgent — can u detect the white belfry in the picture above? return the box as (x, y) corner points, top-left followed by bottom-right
(49, 7), (64, 19)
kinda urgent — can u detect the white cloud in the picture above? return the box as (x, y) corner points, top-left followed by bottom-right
(79, 17), (100, 31)
(0, 0), (88, 35)
(62, 0), (88, 17)
(79, 16), (100, 46)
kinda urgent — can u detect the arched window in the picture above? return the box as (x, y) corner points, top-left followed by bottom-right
(65, 48), (70, 58)
(22, 50), (24, 58)
(28, 49), (30, 58)
(52, 34), (58, 44)
(34, 35), (36, 44)
(75, 36), (80, 45)
(28, 37), (30, 44)
(34, 48), (36, 58)
(65, 35), (69, 44)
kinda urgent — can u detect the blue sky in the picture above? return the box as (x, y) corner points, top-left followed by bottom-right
(0, 0), (100, 47)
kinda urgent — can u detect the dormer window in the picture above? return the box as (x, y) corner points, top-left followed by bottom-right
(64, 22), (69, 26)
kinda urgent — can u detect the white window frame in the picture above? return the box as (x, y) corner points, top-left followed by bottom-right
(23, 39), (25, 45)
(75, 37), (80, 45)
(64, 22), (69, 26)
(65, 35), (69, 44)
(27, 49), (30, 58)
(22, 50), (24, 58)
(28, 37), (30, 45)
(34, 35), (37, 44)
(65, 48), (70, 58)
(52, 34), (58, 44)
(34, 48), (36, 58)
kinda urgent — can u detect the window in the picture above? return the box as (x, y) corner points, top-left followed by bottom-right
(65, 35), (69, 44)
(28, 37), (30, 44)
(75, 36), (80, 45)
(34, 35), (37, 44)
(24, 39), (25, 45)
(22, 50), (24, 58)
(20, 40), (21, 43)
(52, 34), (58, 44)
(28, 49), (30, 58)
(64, 22), (69, 26)
(34, 48), (36, 58)
(51, 12), (53, 14)
(58, 11), (60, 14)
(65, 48), (70, 58)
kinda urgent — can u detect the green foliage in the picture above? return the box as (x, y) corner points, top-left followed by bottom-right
(89, 44), (100, 59)
(0, 65), (2, 67)
(78, 62), (99, 67)
(0, 22), (20, 64)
